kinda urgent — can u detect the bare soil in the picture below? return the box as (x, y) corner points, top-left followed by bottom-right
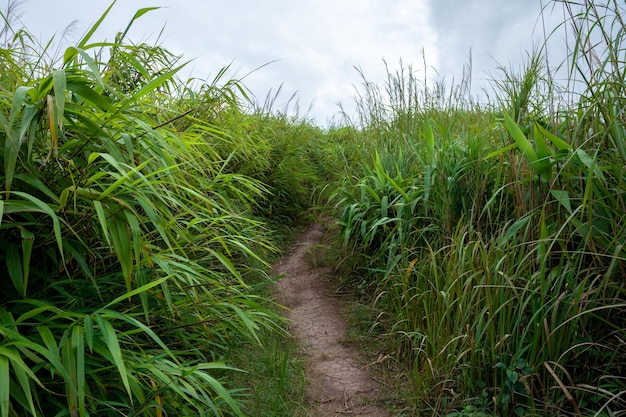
(273, 223), (388, 417)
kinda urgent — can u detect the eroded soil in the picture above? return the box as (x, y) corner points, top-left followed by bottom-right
(273, 223), (388, 417)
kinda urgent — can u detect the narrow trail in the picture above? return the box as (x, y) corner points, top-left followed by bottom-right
(273, 223), (388, 417)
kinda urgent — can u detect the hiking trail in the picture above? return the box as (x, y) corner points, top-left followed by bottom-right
(273, 223), (388, 417)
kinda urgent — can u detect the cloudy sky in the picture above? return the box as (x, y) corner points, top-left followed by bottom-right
(13, 0), (566, 125)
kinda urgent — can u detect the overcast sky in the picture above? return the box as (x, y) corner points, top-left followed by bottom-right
(12, 0), (566, 126)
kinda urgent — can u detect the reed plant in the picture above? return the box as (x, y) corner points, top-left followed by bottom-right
(332, 1), (626, 415)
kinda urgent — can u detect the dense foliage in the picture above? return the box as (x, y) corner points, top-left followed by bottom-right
(0, 3), (335, 416)
(333, 1), (626, 416)
(1, 0), (625, 416)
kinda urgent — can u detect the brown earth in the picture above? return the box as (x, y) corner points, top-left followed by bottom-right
(273, 223), (389, 417)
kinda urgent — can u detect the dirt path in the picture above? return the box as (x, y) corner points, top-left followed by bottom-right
(273, 223), (388, 417)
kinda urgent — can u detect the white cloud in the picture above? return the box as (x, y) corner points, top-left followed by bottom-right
(13, 0), (565, 125)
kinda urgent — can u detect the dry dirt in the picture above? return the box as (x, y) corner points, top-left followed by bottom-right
(273, 223), (389, 417)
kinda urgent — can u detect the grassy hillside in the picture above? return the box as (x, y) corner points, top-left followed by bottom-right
(0, 1), (624, 416)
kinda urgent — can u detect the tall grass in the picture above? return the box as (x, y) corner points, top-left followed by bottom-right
(0, 3), (295, 416)
(332, 1), (626, 415)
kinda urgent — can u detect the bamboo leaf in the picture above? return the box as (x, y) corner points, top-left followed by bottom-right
(98, 158), (153, 200)
(92, 200), (112, 247)
(534, 122), (552, 160)
(485, 142), (517, 159)
(84, 315), (94, 353)
(208, 249), (244, 285)
(11, 191), (64, 260)
(72, 326), (86, 416)
(576, 149), (605, 182)
(6, 244), (24, 297)
(0, 346), (42, 417)
(64, 47), (106, 89)
(109, 215), (133, 292)
(103, 277), (167, 310)
(20, 228), (34, 295)
(66, 81), (114, 112)
(117, 64), (186, 111)
(8, 86), (32, 126)
(0, 354), (8, 417)
(52, 68), (67, 116)
(93, 315), (131, 399)
(76, 0), (117, 48)
(117, 7), (161, 44)
(98, 308), (172, 355)
(11, 356), (36, 416)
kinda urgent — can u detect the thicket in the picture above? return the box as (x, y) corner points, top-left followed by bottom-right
(2, 0), (625, 416)
(334, 1), (626, 415)
(0, 2), (337, 416)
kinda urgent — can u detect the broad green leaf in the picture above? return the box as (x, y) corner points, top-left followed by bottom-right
(551, 190), (572, 214)
(503, 109), (537, 163)
(66, 81), (114, 112)
(6, 244), (24, 297)
(37, 326), (60, 356)
(72, 326), (85, 417)
(576, 149), (605, 182)
(209, 249), (244, 285)
(0, 346), (41, 417)
(20, 228), (34, 295)
(52, 68), (67, 115)
(535, 122), (570, 151)
(64, 48), (106, 89)
(93, 315), (131, 399)
(98, 308), (172, 355)
(92, 200), (112, 247)
(499, 216), (532, 248)
(8, 86), (32, 126)
(11, 357), (36, 416)
(102, 276), (167, 310)
(485, 142), (517, 159)
(534, 122), (551, 160)
(98, 158), (153, 200)
(13, 174), (59, 203)
(76, 0), (116, 48)
(117, 64), (186, 111)
(47, 96), (60, 156)
(109, 215), (133, 292)
(11, 191), (64, 260)
(117, 7), (161, 44)
(84, 315), (94, 353)
(0, 354), (8, 417)
(61, 329), (78, 413)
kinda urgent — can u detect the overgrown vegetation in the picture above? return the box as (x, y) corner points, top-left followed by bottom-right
(333, 1), (626, 415)
(0, 2), (329, 416)
(1, 0), (625, 416)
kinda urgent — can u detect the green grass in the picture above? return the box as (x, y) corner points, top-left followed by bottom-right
(0, 2), (327, 416)
(1, 1), (626, 416)
(331, 1), (626, 415)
